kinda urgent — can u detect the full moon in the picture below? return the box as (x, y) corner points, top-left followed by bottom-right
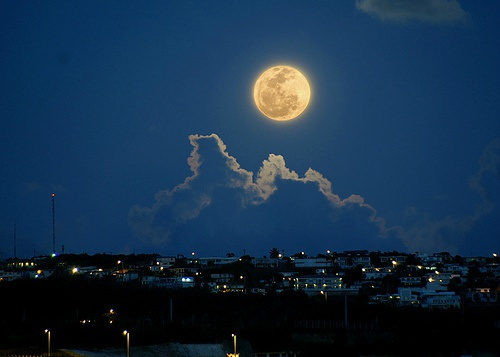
(253, 65), (311, 121)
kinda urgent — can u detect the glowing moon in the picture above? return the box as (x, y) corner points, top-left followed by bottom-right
(253, 65), (311, 121)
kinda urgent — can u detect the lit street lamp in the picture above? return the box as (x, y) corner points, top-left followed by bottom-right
(44, 329), (51, 356)
(123, 330), (130, 357)
(225, 333), (239, 356)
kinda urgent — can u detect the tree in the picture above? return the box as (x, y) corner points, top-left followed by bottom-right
(343, 265), (363, 287)
(405, 253), (422, 266)
(369, 251), (381, 267)
(269, 248), (280, 259)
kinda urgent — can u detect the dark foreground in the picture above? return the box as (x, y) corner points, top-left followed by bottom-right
(1, 277), (498, 357)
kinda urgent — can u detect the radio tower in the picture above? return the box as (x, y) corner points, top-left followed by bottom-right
(52, 193), (56, 255)
(14, 221), (17, 259)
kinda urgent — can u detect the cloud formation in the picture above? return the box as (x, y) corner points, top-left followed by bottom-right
(402, 138), (500, 254)
(356, 0), (467, 24)
(128, 133), (402, 254)
(128, 134), (498, 256)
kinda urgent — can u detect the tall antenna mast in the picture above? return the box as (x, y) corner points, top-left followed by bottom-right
(14, 221), (17, 259)
(52, 193), (56, 255)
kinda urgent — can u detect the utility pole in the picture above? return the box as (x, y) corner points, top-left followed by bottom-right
(344, 294), (348, 327)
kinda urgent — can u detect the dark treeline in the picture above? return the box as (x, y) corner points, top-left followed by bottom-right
(0, 276), (498, 356)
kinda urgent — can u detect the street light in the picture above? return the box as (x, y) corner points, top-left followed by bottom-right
(123, 330), (130, 357)
(44, 329), (51, 356)
(232, 334), (237, 355)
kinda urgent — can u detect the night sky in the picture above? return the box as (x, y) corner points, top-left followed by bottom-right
(1, 1), (499, 259)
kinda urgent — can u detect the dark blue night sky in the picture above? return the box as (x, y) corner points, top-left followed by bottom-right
(1, 1), (499, 258)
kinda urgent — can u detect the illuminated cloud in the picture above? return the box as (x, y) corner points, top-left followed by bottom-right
(129, 134), (498, 255)
(356, 0), (467, 24)
(128, 133), (402, 252)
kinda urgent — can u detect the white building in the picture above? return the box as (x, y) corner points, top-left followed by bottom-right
(362, 267), (394, 279)
(254, 257), (279, 268)
(141, 276), (195, 289)
(425, 272), (460, 287)
(210, 273), (233, 283)
(293, 258), (331, 269)
(197, 256), (239, 266)
(399, 276), (424, 286)
(155, 256), (176, 268)
(294, 274), (344, 295)
(398, 287), (420, 305)
(420, 291), (460, 309)
(0, 270), (24, 281)
(336, 251), (371, 268)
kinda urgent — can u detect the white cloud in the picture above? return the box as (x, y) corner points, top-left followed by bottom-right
(356, 0), (468, 24)
(128, 133), (499, 256)
(128, 133), (401, 252)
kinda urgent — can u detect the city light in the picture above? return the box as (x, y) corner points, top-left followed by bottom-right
(123, 330), (130, 357)
(0, 249), (497, 355)
(226, 334), (239, 357)
(44, 329), (51, 356)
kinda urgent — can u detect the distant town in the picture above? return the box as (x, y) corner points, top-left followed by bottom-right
(2, 249), (499, 309)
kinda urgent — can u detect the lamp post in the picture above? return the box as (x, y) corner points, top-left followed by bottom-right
(123, 330), (130, 357)
(232, 334), (237, 355)
(44, 329), (51, 356)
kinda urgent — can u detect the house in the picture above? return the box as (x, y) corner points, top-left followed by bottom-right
(398, 287), (420, 305)
(0, 270), (25, 281)
(141, 276), (195, 289)
(362, 267), (394, 279)
(294, 274), (343, 295)
(254, 257), (279, 268)
(170, 266), (199, 276)
(115, 271), (139, 282)
(210, 273), (234, 283)
(425, 272), (460, 286)
(217, 282), (245, 293)
(197, 256), (239, 266)
(442, 264), (468, 275)
(465, 288), (499, 304)
(336, 250), (371, 268)
(157, 256), (176, 267)
(379, 253), (407, 265)
(420, 291), (460, 309)
(292, 257), (331, 269)
(417, 252), (453, 265)
(399, 276), (424, 286)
